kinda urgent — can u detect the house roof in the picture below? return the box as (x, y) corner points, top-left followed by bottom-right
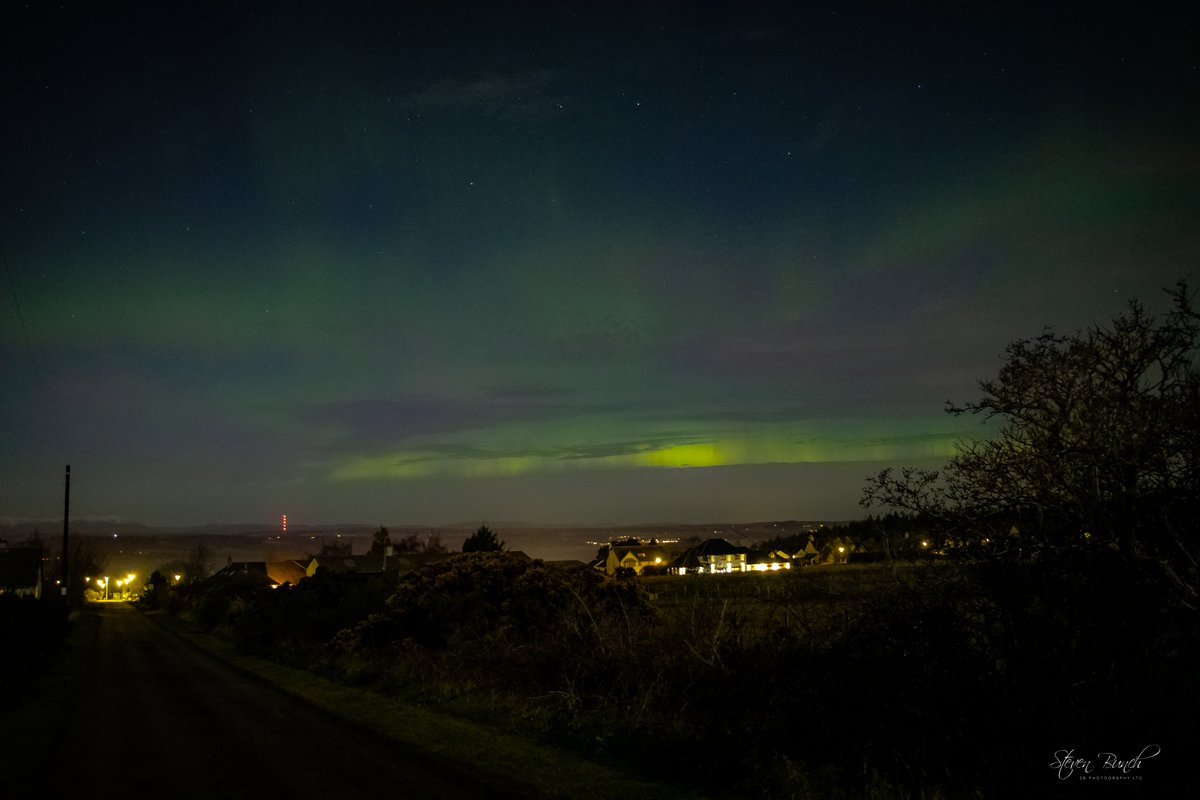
(308, 555), (367, 573)
(308, 553), (414, 574)
(211, 561), (271, 582)
(747, 549), (792, 564)
(610, 545), (670, 562)
(266, 560), (308, 586)
(672, 547), (703, 569)
(694, 538), (749, 557)
(670, 538), (750, 569)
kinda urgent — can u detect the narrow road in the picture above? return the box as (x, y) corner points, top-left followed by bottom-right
(42, 604), (498, 799)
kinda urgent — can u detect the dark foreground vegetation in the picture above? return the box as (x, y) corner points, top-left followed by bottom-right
(150, 550), (1194, 798)
(0, 594), (69, 708)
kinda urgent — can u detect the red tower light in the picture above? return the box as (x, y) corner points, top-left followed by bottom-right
(282, 514), (288, 533)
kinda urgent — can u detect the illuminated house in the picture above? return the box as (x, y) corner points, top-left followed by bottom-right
(794, 535), (820, 566)
(599, 543), (673, 576)
(747, 549), (794, 572)
(672, 538), (750, 575)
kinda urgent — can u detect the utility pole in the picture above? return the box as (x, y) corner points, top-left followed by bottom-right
(62, 464), (70, 598)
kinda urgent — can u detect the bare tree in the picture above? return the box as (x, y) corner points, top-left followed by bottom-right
(863, 282), (1199, 603)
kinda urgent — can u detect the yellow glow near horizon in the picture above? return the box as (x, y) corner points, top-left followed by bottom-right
(635, 442), (723, 468)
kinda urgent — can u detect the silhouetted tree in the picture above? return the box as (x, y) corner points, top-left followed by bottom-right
(395, 533), (421, 553)
(863, 281), (1199, 604)
(462, 524), (504, 553)
(369, 525), (392, 556)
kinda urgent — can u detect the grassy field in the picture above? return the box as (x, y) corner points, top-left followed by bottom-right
(643, 561), (937, 635)
(645, 561), (922, 602)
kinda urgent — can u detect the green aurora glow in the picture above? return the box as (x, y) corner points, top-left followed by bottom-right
(1, 4), (1195, 525)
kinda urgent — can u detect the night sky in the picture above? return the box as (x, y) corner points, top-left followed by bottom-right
(2, 3), (1196, 526)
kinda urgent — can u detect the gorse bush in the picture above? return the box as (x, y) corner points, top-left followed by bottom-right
(232, 570), (393, 666)
(334, 553), (655, 696)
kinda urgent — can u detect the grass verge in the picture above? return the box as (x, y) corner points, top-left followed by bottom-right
(0, 609), (99, 797)
(148, 608), (711, 800)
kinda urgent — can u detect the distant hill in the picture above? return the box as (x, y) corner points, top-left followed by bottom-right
(1, 518), (849, 547)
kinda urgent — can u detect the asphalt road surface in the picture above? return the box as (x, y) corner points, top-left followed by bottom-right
(40, 603), (502, 799)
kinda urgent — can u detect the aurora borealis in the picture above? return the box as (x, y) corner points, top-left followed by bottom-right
(2, 3), (1196, 526)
